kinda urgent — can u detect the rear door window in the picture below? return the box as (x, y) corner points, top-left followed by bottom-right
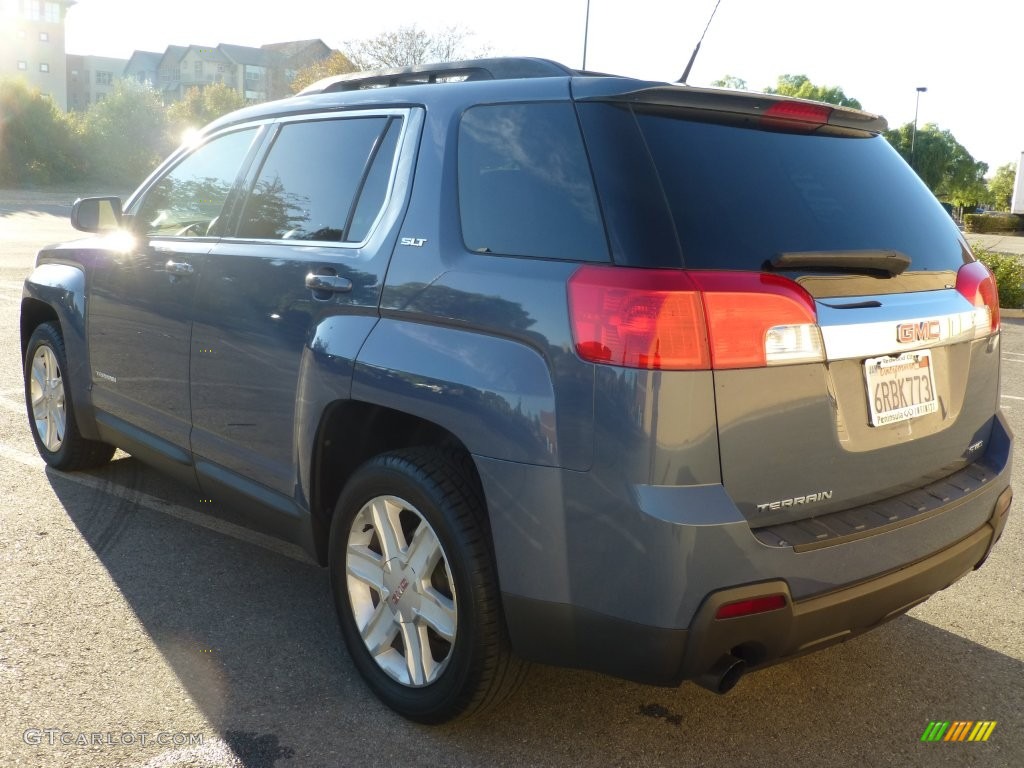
(235, 115), (399, 243)
(458, 102), (608, 262)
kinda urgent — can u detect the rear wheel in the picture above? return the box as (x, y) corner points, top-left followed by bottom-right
(24, 322), (115, 470)
(328, 448), (525, 723)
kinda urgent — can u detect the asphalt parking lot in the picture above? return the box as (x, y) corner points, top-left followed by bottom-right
(1, 191), (1022, 768)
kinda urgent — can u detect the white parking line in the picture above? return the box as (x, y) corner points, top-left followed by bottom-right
(1001, 394), (1024, 401)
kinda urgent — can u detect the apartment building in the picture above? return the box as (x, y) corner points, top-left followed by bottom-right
(1, 0), (76, 107)
(149, 39), (333, 104)
(66, 54), (127, 110)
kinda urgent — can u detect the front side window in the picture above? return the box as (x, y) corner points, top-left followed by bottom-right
(134, 128), (258, 238)
(236, 116), (398, 243)
(458, 102), (607, 261)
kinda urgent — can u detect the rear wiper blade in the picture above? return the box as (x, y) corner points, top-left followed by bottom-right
(770, 249), (911, 276)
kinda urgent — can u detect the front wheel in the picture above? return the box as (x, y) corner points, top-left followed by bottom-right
(328, 448), (525, 723)
(24, 322), (115, 470)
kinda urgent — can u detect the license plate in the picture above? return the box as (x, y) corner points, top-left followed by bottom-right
(864, 350), (938, 427)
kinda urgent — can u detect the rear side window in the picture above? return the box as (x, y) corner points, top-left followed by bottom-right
(578, 103), (967, 272)
(458, 102), (608, 261)
(236, 116), (398, 243)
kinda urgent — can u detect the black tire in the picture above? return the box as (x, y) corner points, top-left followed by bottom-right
(328, 448), (526, 723)
(24, 322), (115, 471)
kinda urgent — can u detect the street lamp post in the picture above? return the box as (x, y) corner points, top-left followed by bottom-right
(910, 86), (927, 168)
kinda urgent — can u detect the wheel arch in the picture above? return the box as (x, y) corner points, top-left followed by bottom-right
(21, 263), (102, 442)
(308, 400), (486, 567)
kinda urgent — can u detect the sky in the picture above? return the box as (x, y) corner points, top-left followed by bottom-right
(64, 0), (1023, 174)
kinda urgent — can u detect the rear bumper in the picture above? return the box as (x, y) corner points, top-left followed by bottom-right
(503, 484), (1011, 686)
(679, 483), (1011, 684)
(483, 410), (1013, 687)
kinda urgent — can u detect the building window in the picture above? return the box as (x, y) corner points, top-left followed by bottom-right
(44, 1), (59, 22)
(17, 60), (28, 71)
(39, 31), (48, 42)
(96, 71), (112, 85)
(39, 62), (49, 73)
(194, 61), (202, 79)
(245, 67), (262, 82)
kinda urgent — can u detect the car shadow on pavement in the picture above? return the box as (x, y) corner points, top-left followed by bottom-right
(47, 459), (1023, 768)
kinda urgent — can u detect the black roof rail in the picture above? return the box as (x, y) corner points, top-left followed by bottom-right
(299, 57), (583, 94)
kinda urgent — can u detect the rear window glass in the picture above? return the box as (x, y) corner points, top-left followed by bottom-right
(459, 102), (608, 261)
(578, 103), (966, 272)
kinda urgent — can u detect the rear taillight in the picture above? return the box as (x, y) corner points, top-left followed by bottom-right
(689, 272), (823, 369)
(567, 267), (823, 371)
(566, 268), (709, 370)
(955, 260), (1000, 336)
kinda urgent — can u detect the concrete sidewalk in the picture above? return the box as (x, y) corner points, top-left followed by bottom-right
(966, 232), (1024, 256)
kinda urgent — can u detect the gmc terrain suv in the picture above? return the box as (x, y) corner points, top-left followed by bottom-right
(21, 58), (1013, 723)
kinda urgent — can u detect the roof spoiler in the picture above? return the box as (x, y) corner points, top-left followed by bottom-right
(582, 86), (888, 134)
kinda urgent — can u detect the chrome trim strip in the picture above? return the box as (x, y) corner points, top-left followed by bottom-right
(816, 290), (985, 361)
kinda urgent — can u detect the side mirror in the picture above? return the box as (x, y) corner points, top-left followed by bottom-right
(70, 197), (123, 233)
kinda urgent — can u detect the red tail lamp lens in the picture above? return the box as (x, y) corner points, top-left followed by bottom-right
(955, 260), (1000, 333)
(568, 266), (820, 371)
(715, 594), (787, 620)
(567, 267), (709, 370)
(689, 272), (819, 369)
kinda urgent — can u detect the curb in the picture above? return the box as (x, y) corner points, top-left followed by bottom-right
(1001, 308), (1024, 319)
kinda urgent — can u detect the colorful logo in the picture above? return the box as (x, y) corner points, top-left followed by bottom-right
(920, 721), (997, 742)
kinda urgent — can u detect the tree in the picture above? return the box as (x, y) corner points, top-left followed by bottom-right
(167, 82), (246, 135)
(884, 122), (989, 208)
(988, 163), (1017, 211)
(344, 24), (486, 70)
(0, 79), (81, 186)
(710, 75), (748, 90)
(289, 51), (358, 93)
(80, 80), (171, 186)
(764, 74), (862, 109)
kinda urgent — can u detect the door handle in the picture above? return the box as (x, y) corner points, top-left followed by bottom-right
(305, 272), (352, 294)
(165, 260), (194, 275)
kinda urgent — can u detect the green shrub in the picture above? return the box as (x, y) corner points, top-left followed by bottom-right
(975, 248), (1024, 309)
(964, 213), (1023, 233)
(0, 79), (83, 186)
